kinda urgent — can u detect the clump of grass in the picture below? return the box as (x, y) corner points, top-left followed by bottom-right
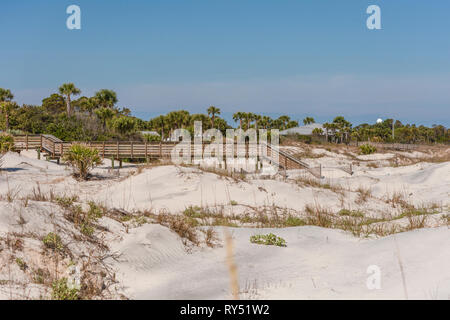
(338, 209), (364, 218)
(55, 195), (79, 209)
(43, 232), (64, 251)
(203, 227), (219, 248)
(15, 258), (28, 271)
(51, 278), (80, 300)
(355, 186), (372, 204)
(296, 176), (345, 194)
(304, 203), (333, 228)
(157, 212), (199, 246)
(230, 200), (238, 206)
(250, 233), (287, 247)
(183, 206), (205, 219)
(284, 215), (306, 227)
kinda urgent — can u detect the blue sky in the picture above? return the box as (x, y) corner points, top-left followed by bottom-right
(1, 0), (450, 126)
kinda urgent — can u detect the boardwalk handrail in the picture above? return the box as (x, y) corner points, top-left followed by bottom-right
(13, 134), (322, 177)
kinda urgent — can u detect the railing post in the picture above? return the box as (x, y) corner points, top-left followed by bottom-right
(131, 141), (134, 159)
(103, 141), (105, 158)
(145, 142), (148, 159)
(26, 134), (29, 151)
(159, 142), (162, 158)
(117, 141), (119, 160)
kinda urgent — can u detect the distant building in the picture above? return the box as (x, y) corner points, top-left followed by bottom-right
(140, 131), (160, 137)
(280, 123), (325, 136)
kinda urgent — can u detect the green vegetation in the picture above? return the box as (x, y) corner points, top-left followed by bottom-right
(359, 144), (377, 155)
(51, 278), (80, 300)
(63, 144), (102, 180)
(0, 132), (14, 153)
(0, 86), (447, 145)
(250, 233), (287, 247)
(43, 232), (64, 251)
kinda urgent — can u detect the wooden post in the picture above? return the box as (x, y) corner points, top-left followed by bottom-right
(119, 160), (123, 169)
(145, 142), (148, 159)
(159, 142), (162, 158)
(117, 141), (119, 160)
(37, 148), (41, 160)
(111, 157), (115, 169)
(131, 141), (134, 159)
(40, 134), (43, 149)
(103, 141), (105, 158)
(26, 134), (29, 151)
(60, 143), (63, 156)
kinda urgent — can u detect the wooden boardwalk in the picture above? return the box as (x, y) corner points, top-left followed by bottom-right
(12, 134), (321, 177)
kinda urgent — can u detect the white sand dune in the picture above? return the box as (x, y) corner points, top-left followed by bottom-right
(111, 225), (450, 300)
(0, 146), (449, 300)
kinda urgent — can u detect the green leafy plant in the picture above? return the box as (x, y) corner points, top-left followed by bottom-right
(0, 132), (14, 153)
(359, 144), (377, 155)
(51, 278), (80, 300)
(62, 144), (103, 180)
(42, 232), (63, 251)
(250, 233), (287, 247)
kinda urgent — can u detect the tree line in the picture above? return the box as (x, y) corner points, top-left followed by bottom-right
(0, 85), (448, 144)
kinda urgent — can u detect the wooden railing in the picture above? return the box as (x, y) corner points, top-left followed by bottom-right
(13, 134), (322, 176)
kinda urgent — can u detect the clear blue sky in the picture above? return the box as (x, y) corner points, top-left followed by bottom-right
(1, 0), (449, 126)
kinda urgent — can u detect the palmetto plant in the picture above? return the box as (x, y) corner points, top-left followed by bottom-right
(59, 83), (81, 116)
(63, 144), (103, 180)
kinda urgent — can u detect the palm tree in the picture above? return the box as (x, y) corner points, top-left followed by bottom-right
(303, 117), (315, 125)
(278, 115), (291, 130)
(254, 114), (261, 130)
(207, 106), (221, 128)
(0, 89), (15, 131)
(95, 89), (118, 109)
(153, 115), (166, 140)
(59, 83), (81, 116)
(95, 107), (115, 131)
(233, 112), (245, 129)
(0, 101), (17, 131)
(260, 116), (272, 129)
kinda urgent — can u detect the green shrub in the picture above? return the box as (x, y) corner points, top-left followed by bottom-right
(250, 233), (287, 247)
(43, 232), (63, 251)
(359, 144), (377, 155)
(63, 144), (102, 180)
(80, 222), (95, 237)
(51, 278), (80, 300)
(87, 201), (104, 220)
(0, 132), (14, 153)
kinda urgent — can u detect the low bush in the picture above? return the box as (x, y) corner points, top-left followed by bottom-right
(51, 278), (80, 300)
(62, 144), (103, 180)
(250, 233), (287, 247)
(359, 144), (377, 155)
(42, 232), (63, 251)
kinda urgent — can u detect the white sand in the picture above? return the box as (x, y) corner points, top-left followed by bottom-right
(0, 146), (449, 300)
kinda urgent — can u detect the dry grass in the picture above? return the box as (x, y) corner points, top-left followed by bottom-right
(355, 186), (372, 204)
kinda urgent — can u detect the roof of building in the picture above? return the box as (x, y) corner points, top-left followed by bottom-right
(280, 123), (324, 136)
(140, 131), (160, 136)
